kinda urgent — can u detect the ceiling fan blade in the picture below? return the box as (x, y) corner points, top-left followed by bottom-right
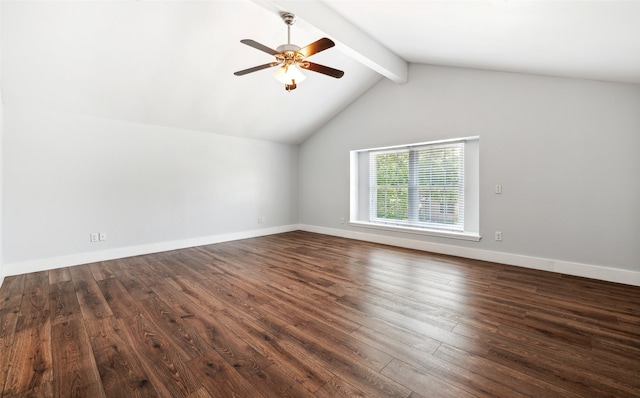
(234, 62), (280, 76)
(298, 38), (335, 58)
(301, 62), (344, 79)
(240, 39), (279, 56)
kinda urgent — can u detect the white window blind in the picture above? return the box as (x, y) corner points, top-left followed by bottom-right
(369, 141), (465, 231)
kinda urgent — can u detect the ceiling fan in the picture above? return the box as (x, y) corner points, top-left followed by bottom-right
(234, 12), (344, 91)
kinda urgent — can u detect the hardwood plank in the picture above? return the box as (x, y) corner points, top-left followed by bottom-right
(117, 312), (201, 397)
(150, 278), (199, 319)
(0, 274), (26, 390)
(433, 343), (585, 398)
(350, 323), (441, 370)
(313, 376), (369, 398)
(136, 296), (207, 360)
(259, 282), (363, 335)
(592, 333), (640, 363)
(87, 262), (116, 282)
(176, 306), (272, 378)
(343, 286), (461, 331)
(381, 358), (478, 398)
(455, 320), (640, 388)
(165, 275), (226, 313)
(48, 267), (72, 285)
(217, 306), (334, 394)
(255, 309), (412, 398)
(195, 276), (268, 320)
(158, 253), (209, 281)
(144, 254), (181, 278)
(186, 387), (213, 398)
(103, 258), (130, 274)
(336, 293), (462, 346)
(49, 280), (82, 325)
(20, 271), (49, 315)
(382, 346), (534, 398)
(484, 345), (637, 397)
(261, 300), (394, 373)
(69, 265), (114, 321)
(85, 317), (160, 397)
(245, 364), (317, 398)
(51, 317), (106, 397)
(536, 280), (640, 313)
(97, 277), (141, 319)
(185, 349), (264, 397)
(112, 269), (157, 302)
(152, 281), (305, 391)
(2, 311), (53, 396)
(201, 268), (274, 307)
(453, 321), (640, 397)
(0, 275), (26, 314)
(0, 309), (20, 392)
(124, 256), (173, 285)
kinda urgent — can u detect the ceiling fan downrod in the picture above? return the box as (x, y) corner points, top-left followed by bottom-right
(281, 12), (295, 45)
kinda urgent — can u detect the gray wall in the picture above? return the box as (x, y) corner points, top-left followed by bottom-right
(3, 106), (298, 268)
(2, 62), (639, 283)
(0, 3), (4, 284)
(0, 91), (3, 286)
(299, 64), (640, 272)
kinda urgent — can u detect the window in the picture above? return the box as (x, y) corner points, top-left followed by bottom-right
(350, 137), (479, 241)
(370, 142), (464, 231)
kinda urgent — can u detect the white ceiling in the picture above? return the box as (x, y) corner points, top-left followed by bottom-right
(3, 1), (639, 144)
(324, 0), (640, 84)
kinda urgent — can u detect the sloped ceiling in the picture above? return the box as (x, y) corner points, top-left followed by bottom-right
(2, 1), (639, 144)
(2, 1), (381, 144)
(325, 0), (640, 85)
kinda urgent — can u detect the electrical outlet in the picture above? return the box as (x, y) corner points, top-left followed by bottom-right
(340, 217), (345, 224)
(495, 231), (502, 241)
(99, 232), (107, 241)
(90, 233), (99, 242)
(495, 184), (503, 194)
(257, 216), (265, 224)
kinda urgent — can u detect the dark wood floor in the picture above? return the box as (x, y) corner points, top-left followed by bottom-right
(0, 231), (638, 397)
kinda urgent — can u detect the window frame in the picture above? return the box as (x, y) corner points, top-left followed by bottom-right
(350, 137), (480, 242)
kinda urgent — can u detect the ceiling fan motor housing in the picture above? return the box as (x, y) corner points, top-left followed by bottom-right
(276, 44), (301, 53)
(276, 44), (305, 66)
(281, 12), (296, 26)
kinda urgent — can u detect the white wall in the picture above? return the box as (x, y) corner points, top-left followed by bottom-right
(0, 88), (3, 288)
(299, 64), (640, 281)
(0, 3), (4, 287)
(3, 106), (298, 274)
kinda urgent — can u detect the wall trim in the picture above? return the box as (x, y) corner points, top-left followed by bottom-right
(2, 223), (638, 288)
(298, 224), (640, 287)
(3, 225), (298, 278)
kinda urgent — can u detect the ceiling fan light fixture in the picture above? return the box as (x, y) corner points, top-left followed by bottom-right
(234, 12), (343, 91)
(272, 63), (306, 89)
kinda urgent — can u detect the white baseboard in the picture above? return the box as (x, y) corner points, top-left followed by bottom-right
(2, 223), (638, 288)
(298, 224), (640, 287)
(2, 225), (298, 278)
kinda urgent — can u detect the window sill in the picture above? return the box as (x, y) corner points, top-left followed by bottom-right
(349, 221), (481, 242)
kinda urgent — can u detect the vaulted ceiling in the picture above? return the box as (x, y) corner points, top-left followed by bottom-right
(3, 1), (639, 144)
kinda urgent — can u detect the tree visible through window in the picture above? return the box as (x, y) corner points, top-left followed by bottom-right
(370, 142), (464, 231)
(373, 152), (409, 220)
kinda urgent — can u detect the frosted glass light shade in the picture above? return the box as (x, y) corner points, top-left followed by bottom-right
(273, 64), (306, 85)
